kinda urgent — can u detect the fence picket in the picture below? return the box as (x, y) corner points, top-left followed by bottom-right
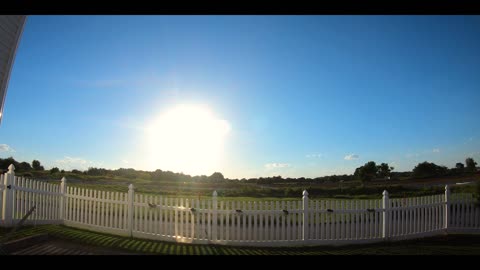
(429, 195), (433, 231)
(86, 189), (91, 225)
(82, 188), (86, 224)
(152, 195), (158, 235)
(340, 200), (345, 240)
(199, 199), (204, 240)
(266, 201), (271, 241)
(72, 187), (77, 223)
(38, 181), (43, 220)
(43, 182), (48, 220)
(405, 198), (417, 234)
(178, 197), (183, 237)
(76, 187), (80, 223)
(462, 194), (467, 228)
(49, 183), (54, 220)
(468, 195), (474, 228)
(32, 180), (37, 220)
(28, 179), (33, 220)
(365, 200), (374, 239)
(35, 179), (38, 218)
(19, 177), (24, 219)
(23, 179), (29, 220)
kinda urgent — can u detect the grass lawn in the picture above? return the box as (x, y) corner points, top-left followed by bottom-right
(22, 169), (479, 200)
(2, 225), (480, 255)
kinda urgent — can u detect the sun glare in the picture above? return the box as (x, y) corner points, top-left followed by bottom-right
(145, 104), (231, 176)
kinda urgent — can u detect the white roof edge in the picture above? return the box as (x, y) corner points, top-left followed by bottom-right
(0, 15), (27, 125)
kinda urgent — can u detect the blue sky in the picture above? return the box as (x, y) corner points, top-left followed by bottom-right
(1, 15), (480, 178)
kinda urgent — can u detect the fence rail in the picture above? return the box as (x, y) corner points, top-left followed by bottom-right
(1, 164), (479, 246)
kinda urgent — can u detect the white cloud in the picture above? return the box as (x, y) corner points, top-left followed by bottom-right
(0, 144), (15, 153)
(432, 148), (440, 153)
(55, 156), (97, 170)
(344, 154), (359, 160)
(122, 159), (129, 164)
(265, 163), (291, 169)
(306, 153), (323, 158)
(467, 152), (480, 158)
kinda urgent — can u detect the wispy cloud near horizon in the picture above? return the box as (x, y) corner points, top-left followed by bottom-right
(265, 163), (291, 169)
(344, 154), (359, 160)
(0, 144), (15, 153)
(55, 156), (100, 171)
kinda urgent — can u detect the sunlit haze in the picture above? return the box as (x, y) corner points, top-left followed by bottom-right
(145, 104), (230, 175)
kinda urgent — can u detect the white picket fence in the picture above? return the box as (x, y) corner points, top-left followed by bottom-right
(1, 164), (480, 246)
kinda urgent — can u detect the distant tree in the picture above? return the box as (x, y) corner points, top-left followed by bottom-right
(113, 168), (137, 179)
(466, 158), (477, 172)
(32, 160), (44, 171)
(17, 161), (32, 172)
(50, 167), (60, 174)
(72, 169), (82, 174)
(272, 175), (283, 182)
(87, 167), (109, 176)
(377, 163), (394, 179)
(0, 157), (20, 172)
(354, 161), (378, 183)
(209, 172), (225, 182)
(412, 161), (448, 178)
(455, 162), (465, 173)
(60, 170), (65, 173)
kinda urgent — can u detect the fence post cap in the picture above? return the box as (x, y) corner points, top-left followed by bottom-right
(213, 190), (218, 197)
(61, 177), (67, 183)
(445, 184), (450, 190)
(128, 184), (134, 190)
(382, 190), (389, 196)
(8, 164), (15, 173)
(302, 190), (309, 196)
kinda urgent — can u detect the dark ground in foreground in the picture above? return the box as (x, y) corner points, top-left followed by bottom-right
(1, 225), (480, 255)
(10, 238), (138, 255)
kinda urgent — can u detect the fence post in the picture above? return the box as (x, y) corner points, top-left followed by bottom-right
(302, 190), (309, 241)
(212, 190), (218, 241)
(127, 184), (134, 237)
(444, 185), (450, 230)
(59, 177), (67, 222)
(2, 164), (15, 227)
(382, 190), (389, 239)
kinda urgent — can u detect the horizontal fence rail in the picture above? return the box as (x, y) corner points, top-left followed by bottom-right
(1, 164), (479, 246)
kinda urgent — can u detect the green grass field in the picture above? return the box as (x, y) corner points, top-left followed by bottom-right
(22, 169), (479, 201)
(2, 225), (480, 255)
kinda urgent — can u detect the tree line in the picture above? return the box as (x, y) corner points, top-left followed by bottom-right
(353, 158), (478, 183)
(0, 156), (477, 184)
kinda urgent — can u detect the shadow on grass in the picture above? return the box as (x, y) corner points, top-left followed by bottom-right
(2, 225), (480, 255)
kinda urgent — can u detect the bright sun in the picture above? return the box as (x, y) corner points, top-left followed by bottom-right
(145, 104), (231, 176)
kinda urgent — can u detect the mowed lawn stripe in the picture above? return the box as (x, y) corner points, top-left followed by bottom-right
(2, 225), (480, 255)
